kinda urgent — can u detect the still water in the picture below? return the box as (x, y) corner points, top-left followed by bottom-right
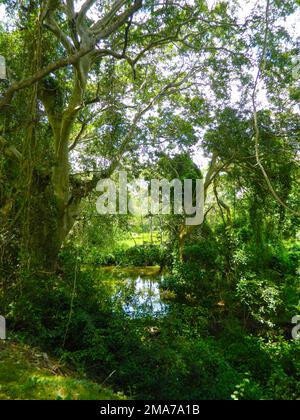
(97, 266), (168, 318)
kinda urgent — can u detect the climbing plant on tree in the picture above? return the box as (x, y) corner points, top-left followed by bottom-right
(0, 0), (253, 273)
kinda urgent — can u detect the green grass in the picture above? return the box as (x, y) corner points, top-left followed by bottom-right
(118, 232), (163, 248)
(0, 341), (126, 400)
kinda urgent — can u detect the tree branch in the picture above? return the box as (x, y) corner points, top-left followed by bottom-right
(0, 43), (94, 111)
(90, 0), (128, 34)
(65, 0), (76, 19)
(252, 0), (300, 217)
(44, 17), (75, 53)
(69, 120), (89, 151)
(0, 136), (23, 161)
(77, 0), (97, 25)
(91, 0), (142, 40)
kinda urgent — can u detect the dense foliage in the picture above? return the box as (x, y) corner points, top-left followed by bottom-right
(0, 0), (299, 401)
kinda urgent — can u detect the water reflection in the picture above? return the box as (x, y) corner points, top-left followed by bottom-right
(116, 276), (168, 318)
(98, 267), (168, 318)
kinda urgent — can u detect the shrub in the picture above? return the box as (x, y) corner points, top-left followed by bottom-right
(236, 274), (283, 327)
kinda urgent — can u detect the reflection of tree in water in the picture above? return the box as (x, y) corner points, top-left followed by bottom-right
(113, 276), (168, 318)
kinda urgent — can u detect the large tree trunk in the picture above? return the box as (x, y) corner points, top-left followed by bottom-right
(27, 58), (92, 271)
(18, 145), (81, 273)
(23, 179), (61, 272)
(0, 0), (145, 275)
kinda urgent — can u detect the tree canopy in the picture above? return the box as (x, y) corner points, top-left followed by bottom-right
(0, 0), (299, 401)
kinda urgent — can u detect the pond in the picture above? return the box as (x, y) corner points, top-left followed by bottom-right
(96, 266), (169, 318)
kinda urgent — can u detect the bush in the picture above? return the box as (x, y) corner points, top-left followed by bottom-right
(183, 243), (217, 269)
(161, 260), (218, 307)
(5, 247), (300, 401)
(236, 274), (282, 327)
(82, 244), (168, 267)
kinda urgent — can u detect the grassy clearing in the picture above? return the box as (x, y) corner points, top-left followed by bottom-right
(0, 341), (126, 400)
(118, 232), (163, 248)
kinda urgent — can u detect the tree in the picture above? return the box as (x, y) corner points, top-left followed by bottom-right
(0, 0), (212, 271)
(0, 0), (299, 275)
